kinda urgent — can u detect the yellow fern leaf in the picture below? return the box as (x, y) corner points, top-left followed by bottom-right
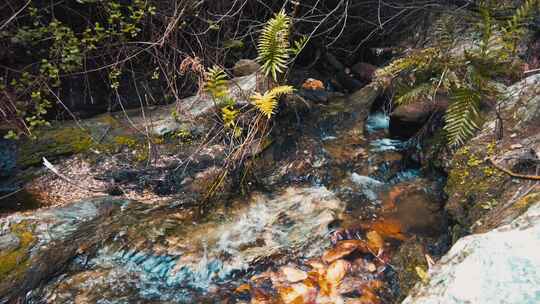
(251, 85), (294, 118)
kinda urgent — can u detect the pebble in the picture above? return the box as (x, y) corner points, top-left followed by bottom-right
(510, 144), (523, 149)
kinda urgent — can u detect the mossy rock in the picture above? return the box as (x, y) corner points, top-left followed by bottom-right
(391, 239), (428, 301)
(444, 143), (506, 229)
(0, 221), (35, 279)
(17, 126), (95, 167)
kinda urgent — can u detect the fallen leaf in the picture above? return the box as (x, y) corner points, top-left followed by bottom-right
(415, 266), (429, 283)
(323, 240), (370, 263)
(337, 277), (366, 294)
(365, 262), (377, 273)
(366, 230), (384, 252)
(306, 259), (325, 270)
(279, 283), (317, 304)
(235, 283), (251, 293)
(364, 218), (407, 240)
(326, 260), (350, 286)
(510, 144), (523, 149)
(281, 266), (308, 283)
(251, 287), (273, 304)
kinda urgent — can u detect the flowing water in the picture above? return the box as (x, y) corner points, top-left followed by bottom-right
(25, 104), (448, 303)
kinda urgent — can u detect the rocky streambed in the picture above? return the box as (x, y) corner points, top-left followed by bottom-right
(1, 72), (539, 304)
(0, 78), (451, 304)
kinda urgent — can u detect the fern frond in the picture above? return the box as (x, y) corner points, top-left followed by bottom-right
(291, 36), (309, 56)
(444, 87), (483, 147)
(395, 82), (435, 106)
(503, 0), (539, 53)
(374, 48), (439, 86)
(256, 10), (291, 82)
(268, 85), (294, 97)
(434, 15), (457, 51)
(205, 65), (228, 100)
(251, 85), (294, 118)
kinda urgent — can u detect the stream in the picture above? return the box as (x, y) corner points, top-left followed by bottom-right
(4, 92), (449, 304)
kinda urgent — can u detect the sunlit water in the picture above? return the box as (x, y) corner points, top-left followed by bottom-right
(32, 110), (430, 303)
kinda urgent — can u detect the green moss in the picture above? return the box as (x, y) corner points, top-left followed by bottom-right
(445, 145), (504, 201)
(445, 142), (506, 230)
(0, 221), (36, 279)
(18, 126), (95, 167)
(513, 192), (540, 214)
(391, 240), (428, 300)
(113, 136), (138, 149)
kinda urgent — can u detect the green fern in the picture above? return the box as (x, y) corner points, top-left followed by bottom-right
(256, 10), (291, 82)
(205, 65), (228, 100)
(291, 35), (309, 56)
(444, 87), (483, 146)
(251, 85), (294, 118)
(395, 82), (435, 106)
(503, 0), (539, 54)
(434, 15), (457, 51)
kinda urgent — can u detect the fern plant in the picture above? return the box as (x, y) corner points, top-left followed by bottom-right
(502, 0), (539, 54)
(204, 65), (228, 100)
(376, 1), (536, 147)
(256, 10), (308, 82)
(251, 85), (294, 118)
(257, 10), (291, 82)
(444, 87), (482, 146)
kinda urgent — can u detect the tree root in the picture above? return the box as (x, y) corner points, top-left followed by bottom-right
(487, 157), (540, 181)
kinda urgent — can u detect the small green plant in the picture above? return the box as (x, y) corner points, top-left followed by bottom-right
(376, 1), (537, 147)
(256, 10), (291, 82)
(251, 85), (295, 118)
(256, 10), (309, 82)
(204, 66), (228, 100)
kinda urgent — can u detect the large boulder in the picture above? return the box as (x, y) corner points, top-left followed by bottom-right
(389, 98), (449, 138)
(351, 62), (378, 83)
(403, 201), (540, 304)
(0, 197), (136, 302)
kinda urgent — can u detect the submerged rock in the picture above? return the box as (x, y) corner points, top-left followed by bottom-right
(0, 196), (135, 302)
(403, 201), (540, 304)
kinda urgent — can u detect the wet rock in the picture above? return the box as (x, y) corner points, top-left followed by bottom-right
(351, 62), (378, 83)
(348, 83), (382, 109)
(299, 88), (329, 103)
(389, 99), (448, 138)
(0, 196), (135, 302)
(0, 139), (16, 178)
(391, 239), (428, 301)
(0, 234), (19, 251)
(33, 186), (346, 303)
(386, 184), (446, 237)
(403, 202), (540, 304)
(233, 59), (260, 77)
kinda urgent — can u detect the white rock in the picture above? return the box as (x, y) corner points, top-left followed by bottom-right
(403, 202), (540, 304)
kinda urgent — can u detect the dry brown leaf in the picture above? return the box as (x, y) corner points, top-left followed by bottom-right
(235, 283), (251, 293)
(366, 230), (384, 252)
(278, 283), (317, 304)
(322, 240), (370, 263)
(281, 266), (308, 283)
(326, 259), (350, 286)
(364, 218), (407, 240)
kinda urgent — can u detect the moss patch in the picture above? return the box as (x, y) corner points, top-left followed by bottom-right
(0, 221), (36, 279)
(444, 143), (505, 227)
(391, 240), (428, 301)
(18, 126), (94, 167)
